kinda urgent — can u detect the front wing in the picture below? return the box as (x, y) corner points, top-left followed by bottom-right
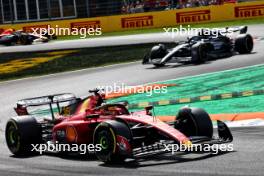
(132, 120), (233, 158)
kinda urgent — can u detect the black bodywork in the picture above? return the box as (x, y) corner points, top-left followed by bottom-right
(0, 31), (55, 46)
(143, 26), (254, 67)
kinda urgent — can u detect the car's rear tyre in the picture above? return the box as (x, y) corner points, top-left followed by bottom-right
(175, 107), (213, 138)
(5, 116), (42, 156)
(235, 34), (253, 54)
(191, 43), (208, 64)
(94, 120), (132, 163)
(0, 36), (16, 46)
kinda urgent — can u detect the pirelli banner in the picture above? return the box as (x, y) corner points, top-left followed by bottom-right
(0, 1), (263, 35)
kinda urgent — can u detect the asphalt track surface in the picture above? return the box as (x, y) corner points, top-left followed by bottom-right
(0, 24), (264, 175)
(0, 32), (183, 53)
(0, 24), (262, 53)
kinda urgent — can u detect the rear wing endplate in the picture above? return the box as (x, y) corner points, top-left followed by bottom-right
(15, 93), (77, 116)
(16, 93), (76, 107)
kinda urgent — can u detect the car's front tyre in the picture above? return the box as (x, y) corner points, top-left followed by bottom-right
(191, 43), (208, 64)
(174, 107), (213, 138)
(93, 120), (133, 163)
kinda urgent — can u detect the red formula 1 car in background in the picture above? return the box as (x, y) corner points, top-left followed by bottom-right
(0, 28), (56, 46)
(0, 29), (15, 38)
(5, 89), (233, 163)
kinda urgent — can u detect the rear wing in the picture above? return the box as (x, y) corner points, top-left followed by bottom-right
(15, 93), (76, 116)
(198, 26), (248, 37)
(17, 93), (76, 106)
(213, 26), (248, 34)
(224, 26), (248, 34)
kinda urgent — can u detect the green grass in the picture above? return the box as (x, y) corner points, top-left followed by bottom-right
(0, 43), (174, 81)
(59, 18), (264, 40)
(110, 64), (264, 104)
(109, 64), (264, 115)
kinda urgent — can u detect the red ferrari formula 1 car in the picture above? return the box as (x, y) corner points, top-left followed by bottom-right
(0, 28), (56, 46)
(5, 89), (233, 163)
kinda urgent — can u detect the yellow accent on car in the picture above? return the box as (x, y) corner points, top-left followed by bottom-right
(109, 128), (116, 153)
(79, 98), (91, 113)
(182, 140), (192, 147)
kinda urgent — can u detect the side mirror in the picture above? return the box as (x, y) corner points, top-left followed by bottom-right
(145, 105), (153, 115)
(86, 114), (100, 119)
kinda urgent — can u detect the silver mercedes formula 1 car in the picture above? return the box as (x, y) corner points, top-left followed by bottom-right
(143, 26), (253, 67)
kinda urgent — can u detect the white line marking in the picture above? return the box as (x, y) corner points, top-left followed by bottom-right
(226, 119), (264, 128)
